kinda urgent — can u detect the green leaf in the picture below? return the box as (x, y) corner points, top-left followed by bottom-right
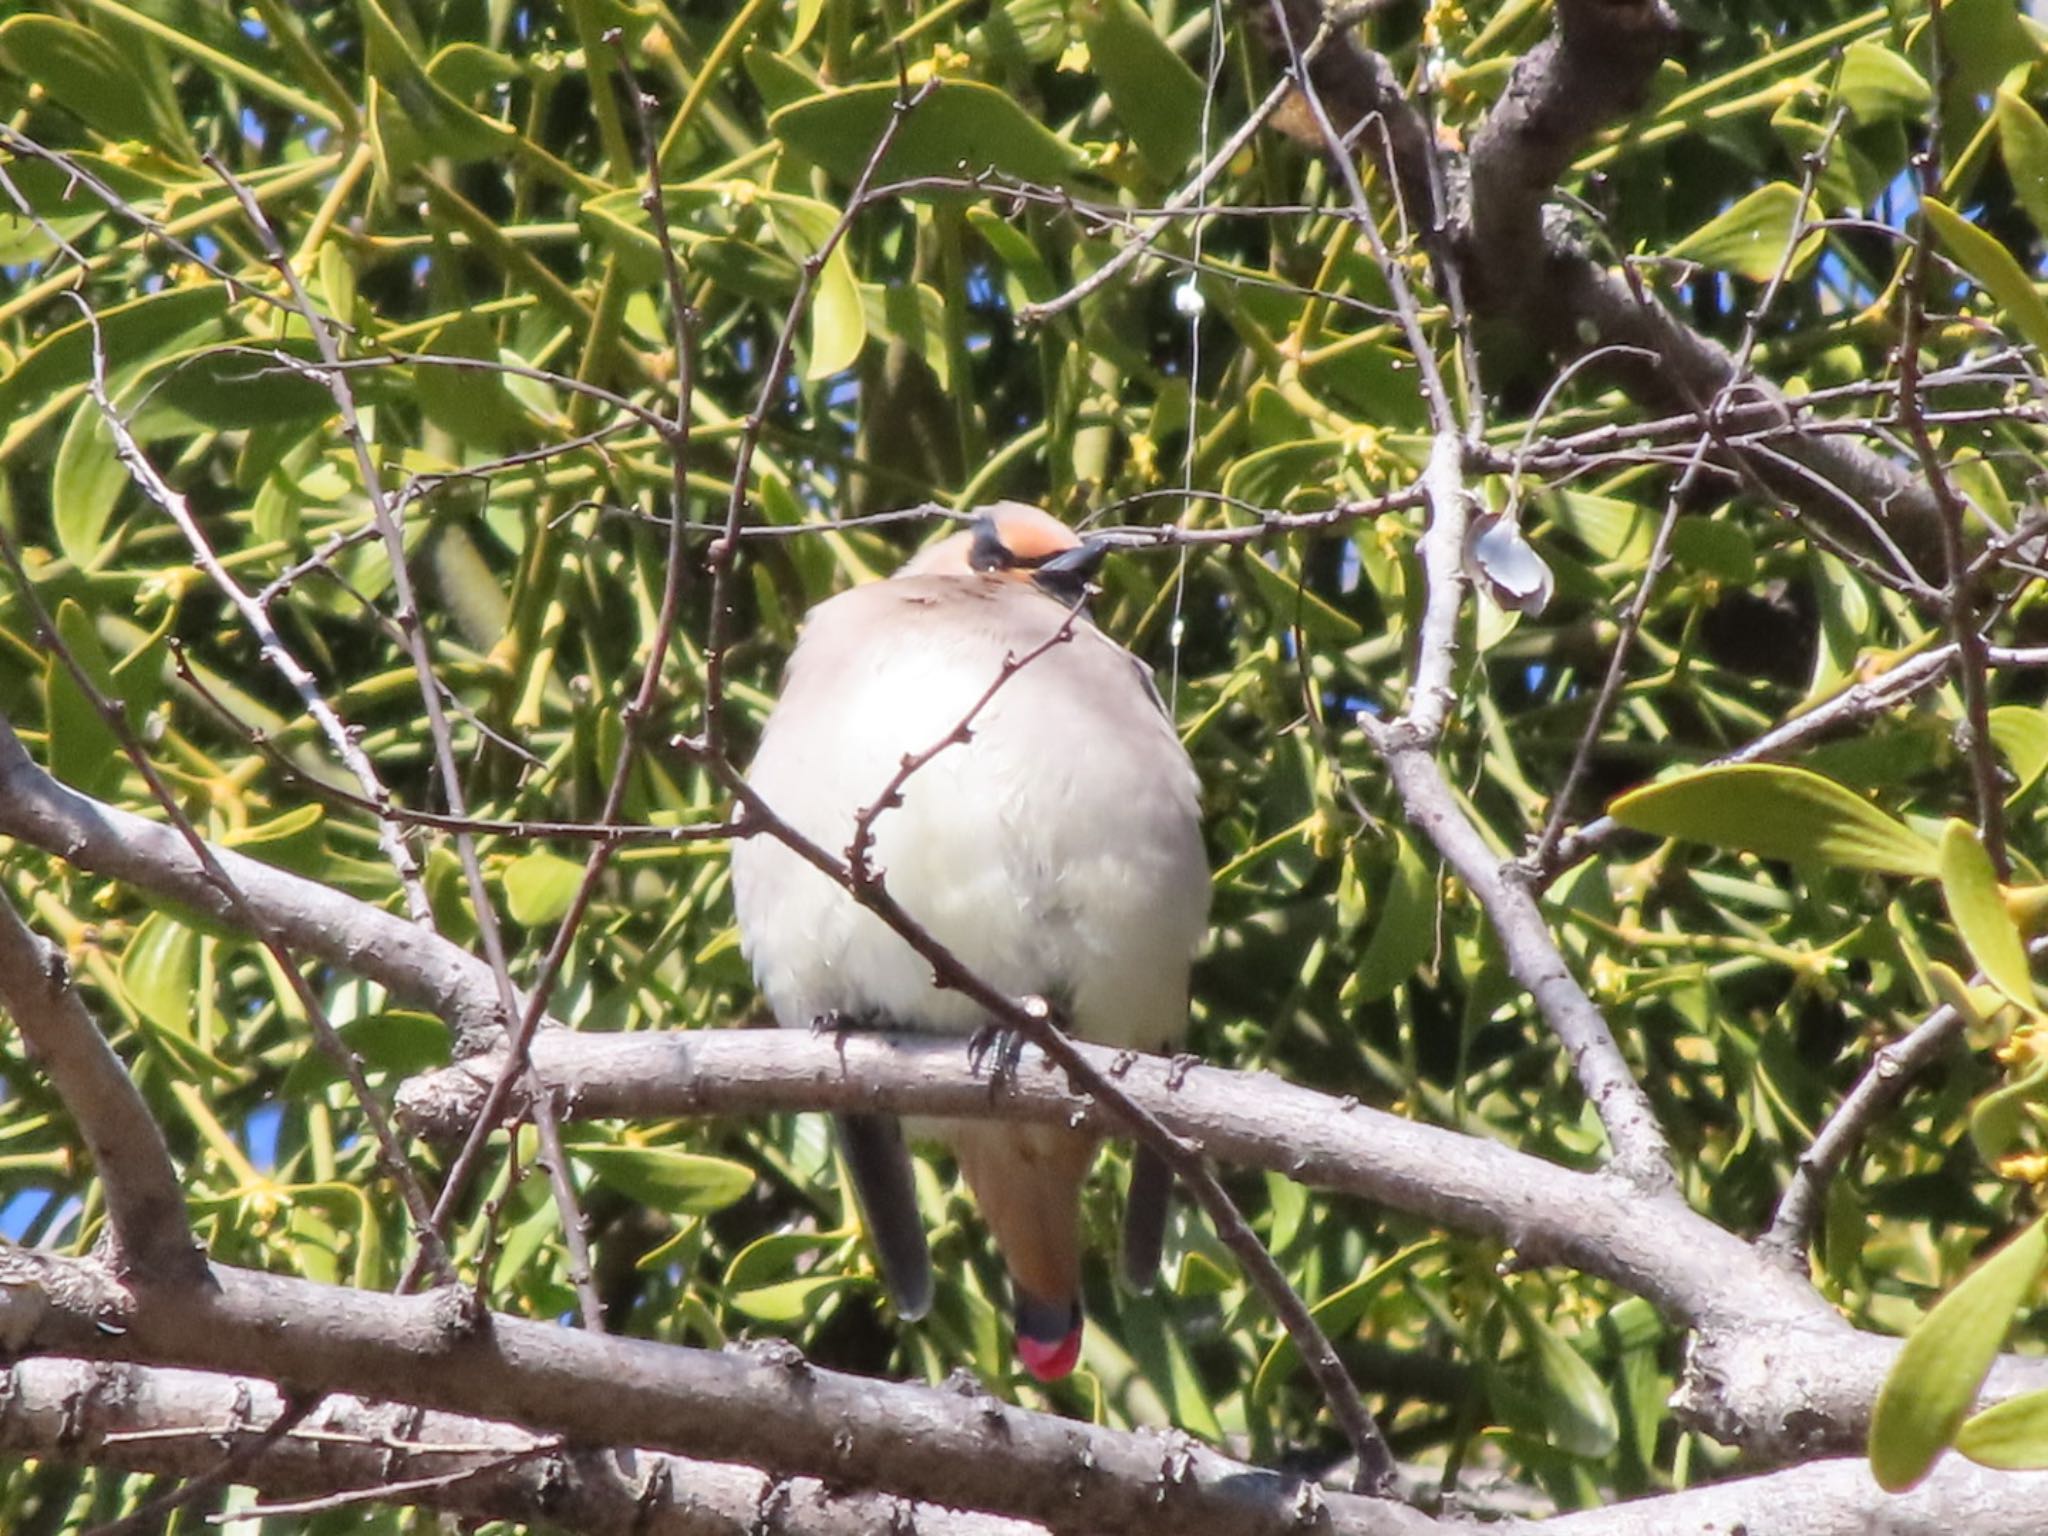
(1940, 819), (2036, 1011)
(966, 207), (1058, 303)
(220, 804), (329, 877)
(1241, 547), (1363, 644)
(1999, 88), (2048, 242)
(1922, 197), (2048, 360)
(356, 0), (512, 173)
(283, 1011), (452, 1095)
(730, 1274), (853, 1323)
(723, 1229), (839, 1290)
(1936, 0), (2043, 98)
(788, 0), (830, 52)
(770, 80), (1085, 191)
(1871, 1214), (2048, 1491)
(121, 911), (197, 1034)
(144, 342), (340, 430)
(414, 317), (529, 451)
(1518, 1303), (1621, 1459)
(0, 286), (225, 423)
(568, 1144), (756, 1212)
(0, 16), (192, 160)
(1252, 1242), (1431, 1401)
(52, 395), (126, 570)
(1609, 763), (1939, 876)
(1969, 1060), (2048, 1166)
(503, 849), (585, 927)
(44, 599), (123, 798)
(762, 194), (867, 381)
(1668, 518), (1755, 583)
(1544, 490), (1653, 565)
(1990, 706), (2048, 805)
(0, 152), (160, 266)
(1666, 182), (1821, 281)
(1076, 0), (1204, 177)
(1353, 832), (1434, 1003)
(1837, 40), (1931, 124)
(1958, 1386), (2048, 1469)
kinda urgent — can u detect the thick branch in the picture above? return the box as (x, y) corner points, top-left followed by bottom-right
(1463, 0), (1678, 317)
(0, 1357), (1040, 1536)
(1374, 740), (1676, 1188)
(1248, 1), (1946, 571)
(10, 1358), (2048, 1536)
(0, 1248), (1435, 1536)
(0, 714), (508, 1049)
(0, 898), (198, 1279)
(389, 1026), (2048, 1464)
(399, 1030), (1775, 1333)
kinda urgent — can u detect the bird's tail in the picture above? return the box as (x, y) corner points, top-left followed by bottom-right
(1119, 1143), (1176, 1291)
(951, 1122), (1097, 1381)
(836, 1113), (934, 1320)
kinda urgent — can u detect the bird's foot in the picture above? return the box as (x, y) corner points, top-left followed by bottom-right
(967, 1020), (1025, 1086)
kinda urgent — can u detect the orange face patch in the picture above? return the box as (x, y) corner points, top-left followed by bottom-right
(983, 504), (1080, 565)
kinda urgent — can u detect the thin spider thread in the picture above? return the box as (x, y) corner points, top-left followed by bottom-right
(1171, 0), (1229, 712)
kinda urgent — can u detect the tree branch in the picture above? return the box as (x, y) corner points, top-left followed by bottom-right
(0, 1247), (1440, 1536)
(0, 899), (198, 1279)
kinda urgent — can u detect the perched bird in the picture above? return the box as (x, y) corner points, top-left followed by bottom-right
(730, 503), (1209, 1381)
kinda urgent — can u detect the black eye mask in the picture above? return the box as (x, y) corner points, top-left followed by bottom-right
(967, 518), (1108, 603)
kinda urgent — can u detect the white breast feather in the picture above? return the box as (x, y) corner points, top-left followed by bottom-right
(730, 577), (1207, 1056)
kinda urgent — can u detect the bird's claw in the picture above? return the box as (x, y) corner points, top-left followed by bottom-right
(968, 1020), (1025, 1086)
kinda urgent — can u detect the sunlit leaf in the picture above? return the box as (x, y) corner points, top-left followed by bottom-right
(1076, 0), (1203, 178)
(1990, 706), (2048, 805)
(1921, 197), (2048, 360)
(1610, 764), (1939, 876)
(121, 911), (197, 1034)
(503, 849), (585, 927)
(569, 1144), (757, 1213)
(1871, 1214), (2048, 1491)
(1665, 182), (1821, 281)
(770, 80), (1086, 190)
(1958, 1386), (2048, 1469)
(1939, 820), (2036, 1012)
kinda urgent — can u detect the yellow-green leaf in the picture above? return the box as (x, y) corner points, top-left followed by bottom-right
(1922, 197), (2048, 360)
(1969, 1060), (2048, 1166)
(121, 911), (197, 1034)
(1521, 1304), (1621, 1459)
(1871, 1214), (2048, 1491)
(1990, 706), (2048, 805)
(53, 394), (125, 570)
(1996, 89), (2048, 238)
(1838, 40), (1931, 124)
(770, 80), (1085, 190)
(44, 599), (123, 799)
(569, 1144), (756, 1213)
(763, 196), (866, 381)
(1076, 0), (1204, 177)
(1666, 182), (1821, 282)
(1609, 763), (1938, 876)
(1940, 819), (2037, 1011)
(1354, 832), (1434, 1003)
(1958, 1386), (2048, 1469)
(503, 849), (584, 927)
(0, 16), (193, 161)
(730, 1274), (853, 1323)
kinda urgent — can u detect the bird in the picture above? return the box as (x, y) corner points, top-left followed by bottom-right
(729, 502), (1209, 1382)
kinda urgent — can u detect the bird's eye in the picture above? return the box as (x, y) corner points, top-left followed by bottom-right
(968, 520), (1016, 573)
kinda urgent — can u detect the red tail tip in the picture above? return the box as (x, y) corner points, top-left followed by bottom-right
(1017, 1325), (1083, 1382)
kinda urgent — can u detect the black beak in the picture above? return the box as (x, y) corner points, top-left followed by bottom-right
(1030, 537), (1109, 603)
